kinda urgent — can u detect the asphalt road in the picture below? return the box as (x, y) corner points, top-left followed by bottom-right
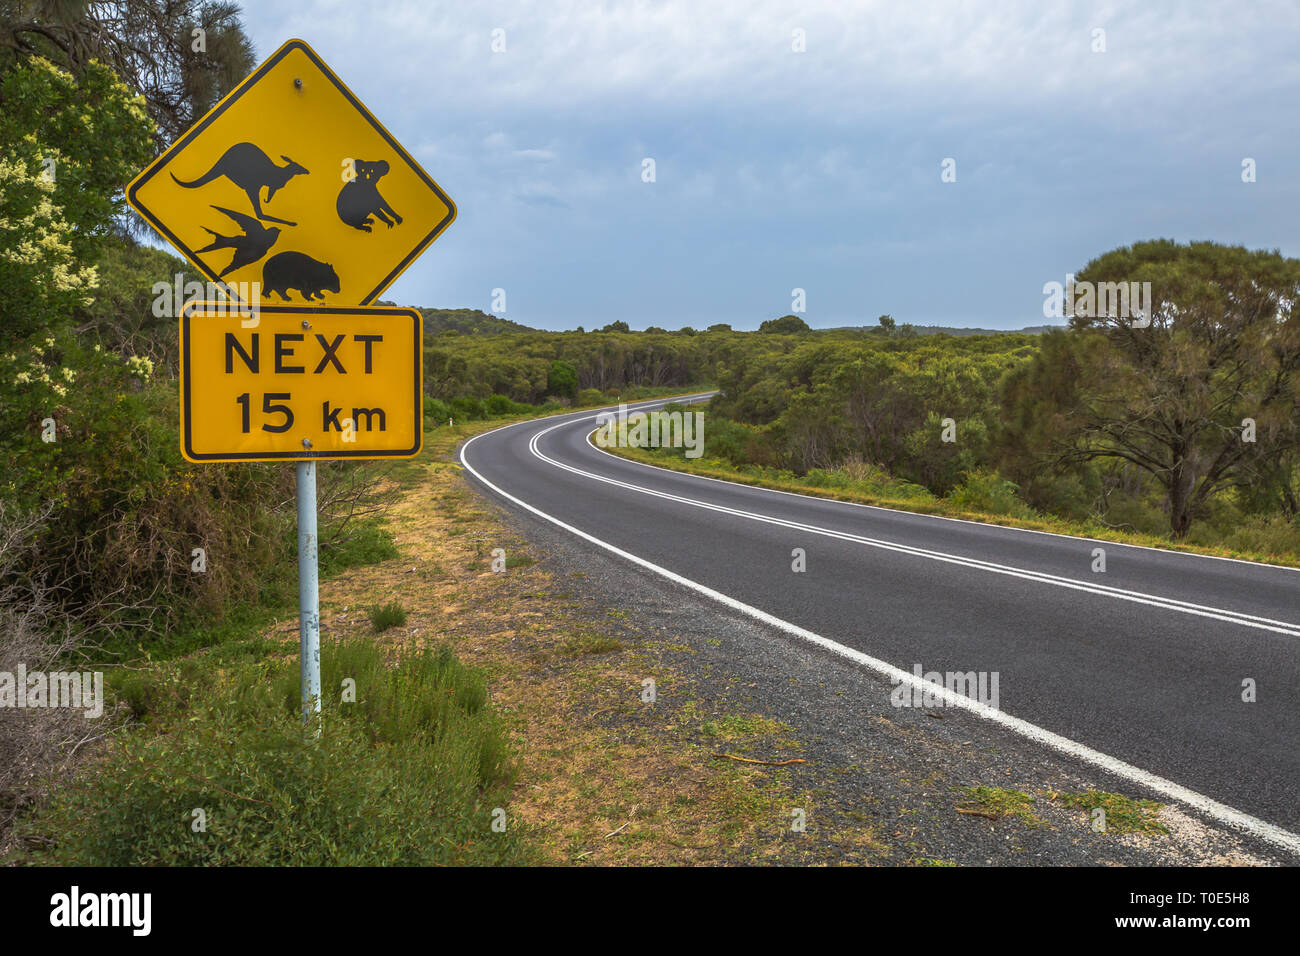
(460, 395), (1300, 854)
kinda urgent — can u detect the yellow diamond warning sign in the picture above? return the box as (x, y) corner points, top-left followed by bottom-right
(180, 303), (422, 462)
(128, 39), (455, 305)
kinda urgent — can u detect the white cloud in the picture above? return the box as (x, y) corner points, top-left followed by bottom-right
(247, 0), (1300, 123)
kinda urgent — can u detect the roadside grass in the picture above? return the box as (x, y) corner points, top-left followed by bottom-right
(700, 713), (790, 740)
(954, 785), (1167, 838)
(467, 545), (537, 572)
(956, 786), (1045, 826)
(708, 760), (800, 840)
(601, 439), (1300, 569)
(1049, 790), (1168, 835)
(95, 514), (402, 667)
(17, 636), (525, 866)
(558, 630), (624, 656)
(320, 518), (400, 576)
(369, 600), (408, 632)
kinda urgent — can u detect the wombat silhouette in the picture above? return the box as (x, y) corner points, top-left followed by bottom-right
(172, 143), (308, 226)
(262, 251), (340, 301)
(337, 159), (403, 232)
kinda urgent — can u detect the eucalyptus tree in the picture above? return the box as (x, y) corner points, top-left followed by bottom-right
(1, 0), (255, 145)
(1009, 240), (1300, 537)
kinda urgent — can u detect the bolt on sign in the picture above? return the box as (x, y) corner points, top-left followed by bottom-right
(180, 302), (422, 462)
(126, 38), (456, 306)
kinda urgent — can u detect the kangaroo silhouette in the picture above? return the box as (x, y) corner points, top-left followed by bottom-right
(337, 159), (402, 232)
(195, 205), (280, 277)
(172, 143), (308, 226)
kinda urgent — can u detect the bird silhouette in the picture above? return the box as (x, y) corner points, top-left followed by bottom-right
(195, 205), (281, 277)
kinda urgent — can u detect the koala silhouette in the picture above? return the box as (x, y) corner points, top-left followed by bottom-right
(336, 159), (403, 232)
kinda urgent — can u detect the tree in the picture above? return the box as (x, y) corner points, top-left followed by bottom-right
(0, 55), (154, 339)
(599, 320), (630, 333)
(1, 0), (256, 146)
(759, 314), (810, 334)
(1018, 240), (1300, 537)
(706, 323), (732, 333)
(877, 314), (896, 334)
(547, 359), (578, 398)
(0, 56), (154, 261)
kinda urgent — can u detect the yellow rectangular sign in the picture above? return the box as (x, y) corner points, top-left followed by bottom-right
(180, 303), (422, 462)
(128, 39), (455, 306)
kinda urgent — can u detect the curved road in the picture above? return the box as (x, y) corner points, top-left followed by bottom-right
(460, 395), (1300, 855)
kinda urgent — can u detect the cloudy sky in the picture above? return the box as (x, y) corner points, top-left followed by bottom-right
(237, 1), (1300, 330)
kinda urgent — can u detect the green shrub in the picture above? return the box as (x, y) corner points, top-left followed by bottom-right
(22, 639), (525, 866)
(484, 393), (514, 415)
(113, 671), (165, 720)
(368, 601), (407, 632)
(947, 469), (1035, 518)
(2, 333), (301, 632)
(0, 57), (154, 338)
(1191, 512), (1300, 561)
(425, 398), (453, 425)
(319, 519), (398, 577)
(547, 360), (578, 398)
(450, 396), (485, 420)
(1095, 493), (1167, 536)
(575, 388), (605, 407)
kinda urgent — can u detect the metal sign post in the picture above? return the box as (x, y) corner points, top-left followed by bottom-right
(296, 459), (321, 722)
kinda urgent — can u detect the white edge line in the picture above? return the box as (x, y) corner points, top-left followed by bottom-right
(590, 395), (1300, 575)
(459, 408), (1300, 859)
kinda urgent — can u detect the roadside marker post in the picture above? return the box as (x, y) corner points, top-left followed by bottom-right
(126, 39), (456, 721)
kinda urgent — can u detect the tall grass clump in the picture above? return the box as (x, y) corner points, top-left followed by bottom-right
(19, 638), (525, 866)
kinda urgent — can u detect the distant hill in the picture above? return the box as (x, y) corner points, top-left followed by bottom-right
(418, 308), (536, 335)
(402, 306), (1061, 337)
(824, 323), (1066, 337)
(910, 324), (1065, 336)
